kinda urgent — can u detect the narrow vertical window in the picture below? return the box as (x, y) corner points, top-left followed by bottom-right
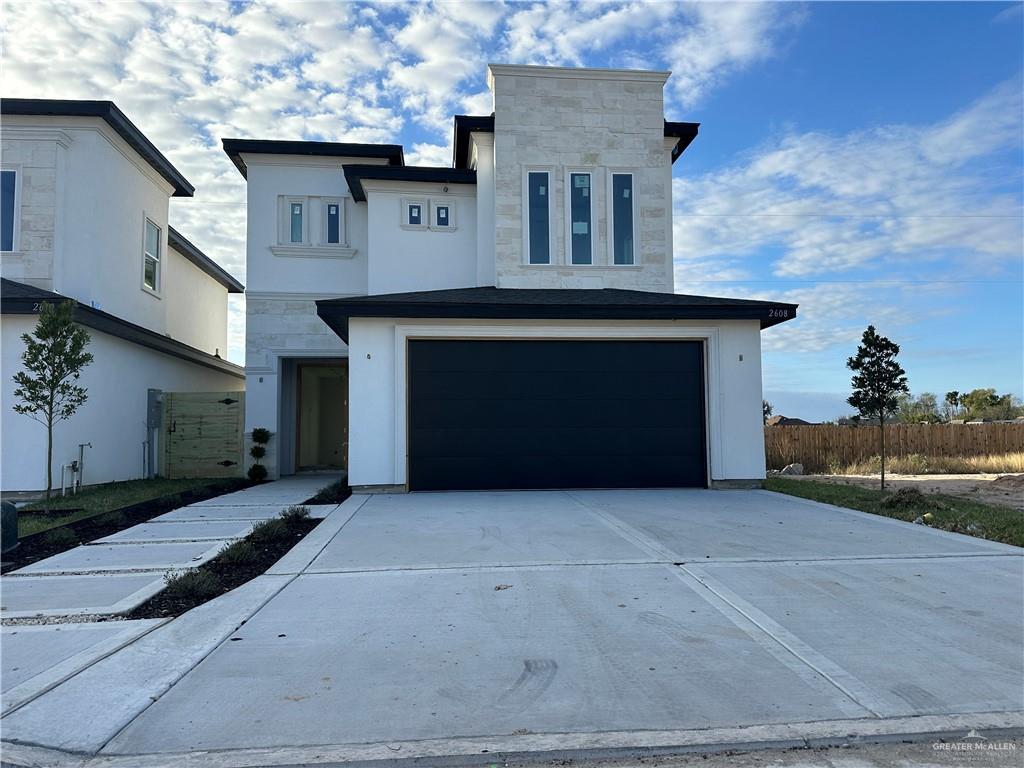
(290, 202), (304, 243)
(435, 204), (449, 227)
(527, 172), (550, 264)
(408, 203), (422, 226)
(326, 202), (341, 244)
(1, 170), (16, 252)
(143, 218), (160, 291)
(612, 173), (634, 265)
(569, 172), (592, 265)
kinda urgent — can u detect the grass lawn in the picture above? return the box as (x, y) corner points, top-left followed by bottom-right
(764, 477), (1024, 549)
(16, 478), (234, 536)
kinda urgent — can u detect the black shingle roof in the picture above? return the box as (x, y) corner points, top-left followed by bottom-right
(317, 287), (797, 341)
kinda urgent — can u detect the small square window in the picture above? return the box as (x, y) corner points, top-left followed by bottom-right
(408, 204), (421, 226)
(436, 205), (449, 226)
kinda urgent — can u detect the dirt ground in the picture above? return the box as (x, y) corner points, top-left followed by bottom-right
(790, 473), (1024, 512)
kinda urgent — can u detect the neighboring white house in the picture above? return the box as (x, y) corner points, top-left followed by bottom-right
(229, 64), (797, 491)
(1, 99), (244, 492)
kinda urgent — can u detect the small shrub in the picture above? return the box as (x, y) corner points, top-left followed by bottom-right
(247, 463), (268, 482)
(249, 445), (266, 460)
(219, 539), (258, 565)
(251, 427), (272, 445)
(880, 487), (943, 512)
(281, 505), (310, 525)
(249, 518), (290, 546)
(163, 569), (221, 601)
(41, 527), (78, 549)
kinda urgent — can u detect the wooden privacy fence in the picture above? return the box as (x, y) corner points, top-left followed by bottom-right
(160, 391), (245, 479)
(764, 423), (1024, 473)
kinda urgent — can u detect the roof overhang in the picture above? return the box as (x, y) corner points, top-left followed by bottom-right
(0, 99), (194, 196)
(343, 165), (477, 203)
(221, 139), (405, 179)
(1, 279), (243, 378)
(167, 227), (244, 293)
(451, 115), (700, 168)
(316, 287), (797, 343)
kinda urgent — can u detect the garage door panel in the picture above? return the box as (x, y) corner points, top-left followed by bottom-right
(413, 455), (706, 491)
(410, 370), (687, 400)
(408, 340), (707, 490)
(410, 340), (703, 373)
(412, 398), (705, 430)
(410, 426), (704, 459)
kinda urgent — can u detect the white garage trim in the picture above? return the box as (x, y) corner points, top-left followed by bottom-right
(391, 322), (723, 487)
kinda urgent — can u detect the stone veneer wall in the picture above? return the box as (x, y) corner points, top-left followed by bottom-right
(0, 136), (59, 290)
(490, 66), (674, 292)
(245, 296), (346, 372)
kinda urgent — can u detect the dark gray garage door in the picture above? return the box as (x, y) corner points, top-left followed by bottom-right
(408, 339), (706, 491)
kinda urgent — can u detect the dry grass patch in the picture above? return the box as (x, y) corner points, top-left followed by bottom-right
(835, 452), (1024, 475)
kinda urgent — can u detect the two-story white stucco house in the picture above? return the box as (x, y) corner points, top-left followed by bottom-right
(1, 99), (244, 492)
(229, 64), (796, 491)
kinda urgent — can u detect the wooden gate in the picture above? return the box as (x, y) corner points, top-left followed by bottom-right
(160, 391), (245, 478)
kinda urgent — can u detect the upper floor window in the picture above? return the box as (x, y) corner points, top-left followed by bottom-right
(1, 170), (17, 252)
(526, 171), (550, 265)
(569, 172), (592, 265)
(289, 201), (304, 243)
(143, 218), (161, 292)
(408, 202), (423, 226)
(400, 198), (428, 230)
(611, 173), (635, 265)
(434, 203), (450, 228)
(325, 201), (341, 244)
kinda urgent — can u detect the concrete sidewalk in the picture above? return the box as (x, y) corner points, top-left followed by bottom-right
(0, 475), (339, 724)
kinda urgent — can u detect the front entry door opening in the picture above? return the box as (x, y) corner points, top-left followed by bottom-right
(296, 362), (348, 472)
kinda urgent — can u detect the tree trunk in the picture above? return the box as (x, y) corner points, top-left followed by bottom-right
(45, 418), (53, 512)
(879, 416), (886, 492)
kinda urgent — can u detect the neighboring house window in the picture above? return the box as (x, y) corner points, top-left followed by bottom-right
(1, 170), (16, 252)
(401, 198), (428, 230)
(429, 199), (456, 231)
(611, 173), (635, 265)
(325, 200), (342, 244)
(569, 172), (592, 265)
(143, 218), (160, 291)
(526, 171), (550, 265)
(289, 201), (304, 243)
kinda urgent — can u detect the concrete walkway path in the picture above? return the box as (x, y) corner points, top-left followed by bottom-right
(1, 488), (1020, 768)
(0, 475), (339, 722)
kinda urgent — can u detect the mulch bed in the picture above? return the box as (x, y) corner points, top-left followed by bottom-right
(302, 480), (352, 506)
(1, 479), (249, 574)
(126, 518), (319, 619)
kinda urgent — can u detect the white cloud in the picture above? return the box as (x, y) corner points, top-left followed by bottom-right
(674, 77), (1024, 279)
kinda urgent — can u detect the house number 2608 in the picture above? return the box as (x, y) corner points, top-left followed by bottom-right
(768, 309), (790, 318)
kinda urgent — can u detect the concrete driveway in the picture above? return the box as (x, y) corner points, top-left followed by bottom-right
(3, 489), (1021, 766)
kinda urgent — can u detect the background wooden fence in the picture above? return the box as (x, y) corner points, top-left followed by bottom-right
(764, 423), (1024, 473)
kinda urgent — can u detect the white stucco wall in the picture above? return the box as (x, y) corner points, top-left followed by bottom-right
(242, 155), (378, 297)
(1, 315), (244, 492)
(346, 317), (766, 489)
(164, 245), (229, 355)
(363, 181), (478, 294)
(1, 115), (233, 357)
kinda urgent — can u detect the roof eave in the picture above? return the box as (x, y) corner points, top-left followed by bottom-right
(167, 227), (244, 293)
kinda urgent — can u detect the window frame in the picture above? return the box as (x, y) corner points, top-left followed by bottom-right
(429, 199), (456, 232)
(1, 167), (20, 253)
(322, 198), (345, 246)
(400, 197), (428, 230)
(565, 169), (595, 266)
(277, 196), (309, 246)
(522, 168), (554, 265)
(141, 216), (162, 296)
(607, 171), (638, 266)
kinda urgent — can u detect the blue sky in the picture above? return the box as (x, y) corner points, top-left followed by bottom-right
(4, 1), (1022, 421)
